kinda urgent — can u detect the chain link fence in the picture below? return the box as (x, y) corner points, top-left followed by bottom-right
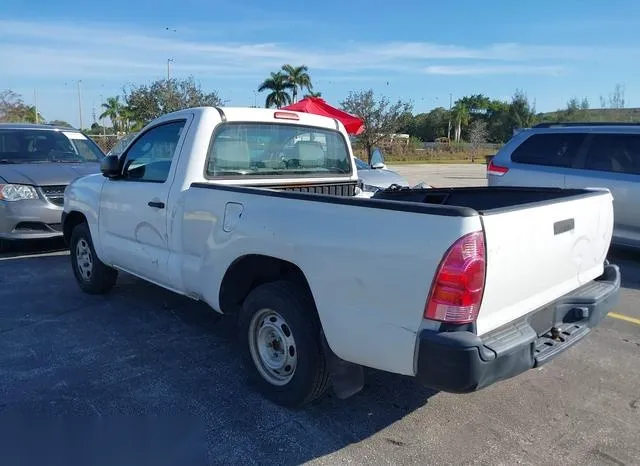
(89, 134), (120, 154)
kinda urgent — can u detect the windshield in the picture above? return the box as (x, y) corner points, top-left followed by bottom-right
(0, 129), (105, 164)
(206, 122), (352, 178)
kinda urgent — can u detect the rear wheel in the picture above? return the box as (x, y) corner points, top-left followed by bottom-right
(238, 280), (329, 408)
(69, 222), (118, 294)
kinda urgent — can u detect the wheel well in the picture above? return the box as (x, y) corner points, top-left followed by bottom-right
(63, 211), (87, 245)
(219, 255), (314, 315)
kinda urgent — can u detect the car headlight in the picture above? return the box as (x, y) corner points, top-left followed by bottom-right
(0, 184), (39, 201)
(358, 182), (380, 193)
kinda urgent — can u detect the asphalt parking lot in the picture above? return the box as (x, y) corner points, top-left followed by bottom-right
(1, 164), (639, 465)
(389, 162), (490, 187)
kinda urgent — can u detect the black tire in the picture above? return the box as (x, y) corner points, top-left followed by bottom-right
(69, 222), (118, 294)
(238, 280), (330, 408)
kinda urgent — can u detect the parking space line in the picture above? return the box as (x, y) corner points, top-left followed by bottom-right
(608, 312), (640, 326)
(0, 251), (69, 261)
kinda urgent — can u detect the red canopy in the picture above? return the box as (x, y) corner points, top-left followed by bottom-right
(281, 97), (364, 135)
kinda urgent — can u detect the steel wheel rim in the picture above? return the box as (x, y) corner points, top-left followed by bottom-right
(248, 308), (297, 386)
(76, 238), (93, 281)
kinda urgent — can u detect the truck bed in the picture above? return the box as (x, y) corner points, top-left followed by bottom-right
(372, 186), (606, 214)
(372, 185), (615, 335)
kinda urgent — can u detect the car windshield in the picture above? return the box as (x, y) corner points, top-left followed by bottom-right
(0, 128), (105, 164)
(206, 122), (352, 178)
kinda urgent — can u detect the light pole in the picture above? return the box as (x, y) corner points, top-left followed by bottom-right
(77, 80), (83, 130)
(167, 58), (174, 81)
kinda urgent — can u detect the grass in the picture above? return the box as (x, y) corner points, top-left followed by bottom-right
(539, 107), (640, 123)
(353, 147), (495, 165)
(387, 158), (488, 165)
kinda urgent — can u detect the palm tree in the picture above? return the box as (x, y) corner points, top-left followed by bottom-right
(100, 96), (122, 132)
(257, 72), (295, 108)
(452, 103), (470, 143)
(281, 64), (313, 103)
(118, 106), (135, 133)
(25, 106), (45, 124)
(303, 91), (322, 99)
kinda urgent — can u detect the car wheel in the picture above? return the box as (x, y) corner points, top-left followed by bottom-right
(69, 222), (118, 294)
(238, 280), (330, 408)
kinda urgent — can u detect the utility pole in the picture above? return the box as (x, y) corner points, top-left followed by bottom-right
(77, 80), (83, 130)
(167, 58), (174, 80)
(447, 92), (452, 141)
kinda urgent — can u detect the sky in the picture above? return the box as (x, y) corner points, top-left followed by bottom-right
(2, 0), (640, 128)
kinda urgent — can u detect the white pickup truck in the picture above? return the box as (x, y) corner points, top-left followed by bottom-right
(62, 106), (621, 408)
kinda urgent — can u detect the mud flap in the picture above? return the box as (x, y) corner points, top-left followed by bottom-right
(321, 333), (365, 399)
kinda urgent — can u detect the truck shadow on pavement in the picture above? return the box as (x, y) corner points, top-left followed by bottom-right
(0, 250), (438, 465)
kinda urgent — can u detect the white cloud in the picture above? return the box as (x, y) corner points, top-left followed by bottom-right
(424, 64), (566, 76)
(0, 18), (636, 82)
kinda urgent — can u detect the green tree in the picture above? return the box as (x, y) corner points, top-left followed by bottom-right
(468, 119), (488, 162)
(509, 89), (537, 129)
(456, 94), (491, 117)
(119, 106), (135, 132)
(48, 119), (73, 128)
(257, 72), (295, 108)
(580, 97), (590, 110)
(124, 76), (222, 127)
(566, 97), (580, 112)
(100, 96), (123, 132)
(341, 89), (412, 163)
(485, 99), (511, 143)
(452, 102), (470, 142)
(281, 64), (313, 103)
(24, 106), (45, 124)
(0, 90), (44, 123)
(303, 91), (322, 99)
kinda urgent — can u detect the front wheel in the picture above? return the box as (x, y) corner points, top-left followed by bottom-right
(69, 222), (118, 294)
(238, 280), (329, 408)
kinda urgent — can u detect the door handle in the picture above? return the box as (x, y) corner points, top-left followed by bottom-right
(148, 201), (165, 209)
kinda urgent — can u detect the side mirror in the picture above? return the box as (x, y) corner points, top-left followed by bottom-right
(100, 154), (122, 178)
(370, 147), (386, 169)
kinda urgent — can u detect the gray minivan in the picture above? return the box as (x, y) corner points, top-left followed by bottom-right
(487, 122), (640, 248)
(0, 123), (104, 248)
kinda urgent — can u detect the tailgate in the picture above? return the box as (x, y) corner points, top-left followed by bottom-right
(476, 189), (614, 336)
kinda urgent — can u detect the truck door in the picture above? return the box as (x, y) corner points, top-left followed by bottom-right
(98, 117), (190, 285)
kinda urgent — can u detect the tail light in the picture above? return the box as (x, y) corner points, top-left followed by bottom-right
(424, 231), (486, 324)
(487, 159), (509, 176)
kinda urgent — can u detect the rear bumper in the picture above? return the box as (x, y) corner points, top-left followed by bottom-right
(415, 263), (621, 393)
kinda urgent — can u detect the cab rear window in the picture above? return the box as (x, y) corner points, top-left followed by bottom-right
(205, 122), (352, 178)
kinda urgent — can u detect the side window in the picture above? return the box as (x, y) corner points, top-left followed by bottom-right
(582, 134), (640, 175)
(511, 133), (586, 168)
(122, 120), (186, 182)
